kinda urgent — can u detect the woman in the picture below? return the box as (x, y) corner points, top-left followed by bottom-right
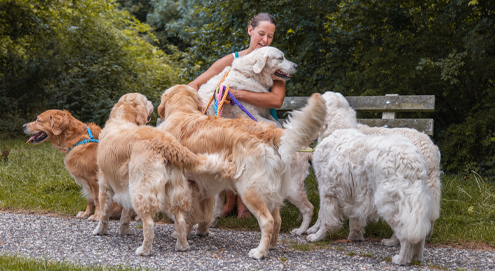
(188, 13), (286, 219)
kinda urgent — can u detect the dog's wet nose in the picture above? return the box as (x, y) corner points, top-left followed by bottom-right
(22, 124), (26, 129)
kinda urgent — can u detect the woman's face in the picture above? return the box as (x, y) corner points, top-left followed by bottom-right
(248, 21), (276, 49)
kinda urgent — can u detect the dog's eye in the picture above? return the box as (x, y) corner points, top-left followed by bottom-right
(279, 56), (284, 60)
(37, 119), (41, 122)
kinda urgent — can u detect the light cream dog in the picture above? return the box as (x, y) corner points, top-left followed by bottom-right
(93, 93), (236, 256)
(198, 46), (296, 125)
(307, 91), (433, 265)
(157, 85), (326, 259)
(198, 46), (315, 235)
(357, 124), (442, 245)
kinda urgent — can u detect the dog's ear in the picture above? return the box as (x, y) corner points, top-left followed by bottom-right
(50, 111), (68, 135)
(158, 94), (167, 119)
(253, 52), (269, 74)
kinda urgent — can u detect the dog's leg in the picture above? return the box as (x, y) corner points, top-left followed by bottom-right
(197, 197), (215, 236)
(210, 191), (225, 228)
(77, 198), (95, 219)
(173, 210), (190, 252)
(135, 212), (154, 256)
(87, 177), (100, 221)
(348, 217), (366, 241)
(392, 239), (416, 265)
(307, 197), (342, 242)
(92, 183), (114, 235)
(242, 189), (273, 260)
(119, 208), (135, 235)
(270, 207), (281, 250)
(288, 193), (314, 236)
(381, 233), (400, 246)
(306, 214), (321, 234)
(411, 238), (425, 262)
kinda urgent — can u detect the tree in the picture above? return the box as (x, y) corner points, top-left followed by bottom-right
(0, 0), (182, 135)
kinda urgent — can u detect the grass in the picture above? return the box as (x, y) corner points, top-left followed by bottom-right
(1, 138), (495, 248)
(0, 253), (146, 271)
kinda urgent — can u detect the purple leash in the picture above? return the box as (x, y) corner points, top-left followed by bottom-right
(228, 91), (257, 122)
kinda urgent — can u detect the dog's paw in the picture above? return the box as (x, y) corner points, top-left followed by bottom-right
(248, 248), (266, 260)
(290, 227), (305, 236)
(92, 223), (108, 235)
(210, 217), (220, 228)
(135, 246), (151, 256)
(119, 226), (134, 235)
(392, 254), (408, 265)
(196, 231), (209, 237)
(175, 241), (190, 252)
(306, 233), (324, 242)
(76, 211), (90, 219)
(381, 238), (399, 247)
(347, 231), (365, 242)
(87, 214), (99, 222)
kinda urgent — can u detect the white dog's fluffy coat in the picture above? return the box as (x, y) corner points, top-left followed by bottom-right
(93, 93), (235, 256)
(198, 47), (315, 235)
(307, 91), (433, 265)
(198, 46), (296, 125)
(357, 123), (442, 245)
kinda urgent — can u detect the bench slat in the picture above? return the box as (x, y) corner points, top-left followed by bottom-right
(279, 95), (435, 112)
(357, 119), (434, 135)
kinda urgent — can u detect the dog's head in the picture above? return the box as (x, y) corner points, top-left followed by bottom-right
(109, 93), (154, 125)
(320, 91), (358, 138)
(158, 85), (203, 120)
(23, 110), (72, 144)
(233, 46), (297, 87)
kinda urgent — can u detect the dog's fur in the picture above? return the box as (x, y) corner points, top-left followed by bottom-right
(23, 110), (122, 220)
(93, 93), (236, 256)
(198, 46), (297, 125)
(197, 46), (315, 235)
(357, 123), (442, 245)
(306, 91), (433, 265)
(157, 85), (326, 259)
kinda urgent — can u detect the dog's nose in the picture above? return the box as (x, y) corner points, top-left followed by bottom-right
(294, 64), (298, 68)
(22, 124), (26, 129)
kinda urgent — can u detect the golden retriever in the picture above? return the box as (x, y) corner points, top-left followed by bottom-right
(157, 85), (326, 259)
(23, 110), (122, 220)
(93, 93), (236, 256)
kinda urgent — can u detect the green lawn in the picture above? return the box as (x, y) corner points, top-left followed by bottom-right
(1, 138), (494, 247)
(0, 253), (145, 271)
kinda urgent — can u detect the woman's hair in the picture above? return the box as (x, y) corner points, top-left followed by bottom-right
(248, 13), (276, 29)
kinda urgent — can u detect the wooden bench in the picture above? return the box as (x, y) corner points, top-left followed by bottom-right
(278, 94), (435, 135)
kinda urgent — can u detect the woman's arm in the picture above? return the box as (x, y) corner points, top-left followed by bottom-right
(188, 55), (234, 91)
(229, 80), (286, 108)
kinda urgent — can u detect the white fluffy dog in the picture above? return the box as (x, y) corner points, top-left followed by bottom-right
(307, 91), (433, 265)
(357, 123), (442, 245)
(93, 93), (236, 256)
(198, 46), (296, 125)
(198, 47), (315, 235)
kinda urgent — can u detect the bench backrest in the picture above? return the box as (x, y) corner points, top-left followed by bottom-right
(278, 94), (435, 135)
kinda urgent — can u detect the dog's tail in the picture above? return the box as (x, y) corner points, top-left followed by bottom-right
(392, 152), (433, 244)
(148, 132), (237, 180)
(278, 93), (327, 163)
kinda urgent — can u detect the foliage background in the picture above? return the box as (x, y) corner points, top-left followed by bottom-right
(1, 0), (495, 174)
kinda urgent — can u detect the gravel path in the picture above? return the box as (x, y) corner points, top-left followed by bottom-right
(0, 212), (493, 270)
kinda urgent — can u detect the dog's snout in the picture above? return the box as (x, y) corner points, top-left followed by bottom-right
(23, 124), (27, 129)
(294, 63), (298, 69)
